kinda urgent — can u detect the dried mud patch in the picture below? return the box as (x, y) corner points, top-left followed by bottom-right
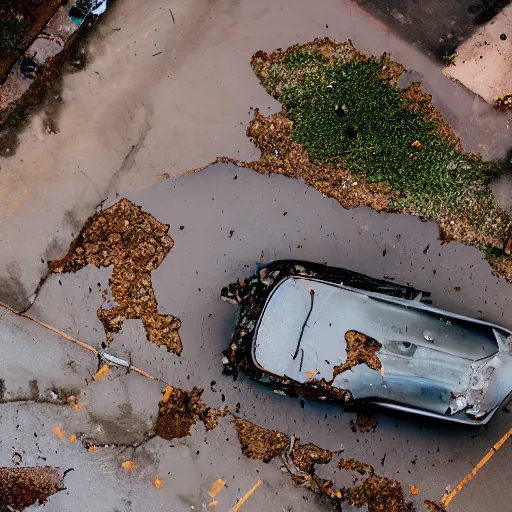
(331, 330), (382, 382)
(337, 458), (415, 512)
(232, 417), (289, 463)
(155, 386), (228, 440)
(50, 198), (182, 354)
(0, 466), (64, 511)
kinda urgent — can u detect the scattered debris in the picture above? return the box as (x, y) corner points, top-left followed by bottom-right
(337, 458), (415, 512)
(69, 434), (77, 443)
(50, 199), (182, 354)
(93, 363), (109, 381)
(52, 426), (65, 439)
(232, 479), (262, 512)
(0, 466), (64, 511)
(208, 479), (225, 498)
(330, 330), (382, 382)
(495, 94), (512, 112)
(155, 386), (228, 440)
(121, 460), (136, 472)
(152, 477), (164, 489)
(232, 417), (289, 463)
(290, 441), (333, 473)
(411, 486), (420, 495)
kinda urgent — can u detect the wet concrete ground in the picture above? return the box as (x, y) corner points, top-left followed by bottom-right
(4, 162), (508, 511)
(1, 0), (512, 310)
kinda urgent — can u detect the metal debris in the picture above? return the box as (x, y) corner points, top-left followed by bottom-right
(155, 386), (229, 440)
(0, 466), (64, 511)
(50, 199), (182, 354)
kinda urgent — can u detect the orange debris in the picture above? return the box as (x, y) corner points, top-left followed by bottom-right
(208, 479), (225, 498)
(410, 486), (419, 495)
(162, 385), (173, 403)
(121, 461), (135, 472)
(93, 363), (109, 381)
(208, 501), (219, 508)
(88, 446), (97, 453)
(52, 426), (65, 439)
(232, 480), (262, 512)
(152, 477), (164, 489)
(69, 434), (77, 443)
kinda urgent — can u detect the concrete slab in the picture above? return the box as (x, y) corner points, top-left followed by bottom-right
(1, 0), (512, 311)
(444, 4), (512, 104)
(26, 163), (512, 511)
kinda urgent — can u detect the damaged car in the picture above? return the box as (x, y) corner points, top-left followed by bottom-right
(221, 260), (512, 425)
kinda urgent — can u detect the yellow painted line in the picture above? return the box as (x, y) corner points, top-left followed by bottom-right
(441, 427), (512, 508)
(232, 480), (262, 512)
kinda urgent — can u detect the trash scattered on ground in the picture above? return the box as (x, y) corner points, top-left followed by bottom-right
(231, 479), (262, 512)
(411, 486), (420, 495)
(232, 417), (289, 462)
(155, 386), (229, 440)
(0, 466), (64, 511)
(69, 434), (77, 443)
(50, 199), (183, 354)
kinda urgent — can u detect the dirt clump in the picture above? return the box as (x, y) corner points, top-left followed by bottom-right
(232, 417), (289, 463)
(0, 466), (63, 511)
(331, 330), (382, 382)
(50, 199), (182, 354)
(290, 441), (333, 474)
(351, 406), (379, 433)
(337, 458), (415, 512)
(155, 386), (228, 440)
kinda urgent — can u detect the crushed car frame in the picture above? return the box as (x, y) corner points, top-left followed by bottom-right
(221, 260), (512, 425)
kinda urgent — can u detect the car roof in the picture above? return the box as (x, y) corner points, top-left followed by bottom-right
(252, 276), (501, 416)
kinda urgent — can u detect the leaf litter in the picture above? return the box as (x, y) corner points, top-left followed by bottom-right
(50, 198), (182, 354)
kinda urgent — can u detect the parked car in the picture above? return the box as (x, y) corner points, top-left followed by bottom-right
(221, 260), (512, 425)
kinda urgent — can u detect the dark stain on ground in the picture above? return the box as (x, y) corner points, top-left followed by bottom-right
(232, 417), (289, 463)
(0, 466), (63, 512)
(330, 330), (382, 382)
(337, 458), (415, 512)
(155, 386), (228, 440)
(351, 405), (379, 433)
(355, 0), (510, 60)
(0, 261), (30, 312)
(50, 198), (183, 354)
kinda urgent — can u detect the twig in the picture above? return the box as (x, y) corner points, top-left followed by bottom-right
(169, 8), (175, 24)
(292, 289), (314, 360)
(152, 52), (162, 57)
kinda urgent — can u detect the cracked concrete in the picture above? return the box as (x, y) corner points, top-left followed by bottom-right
(15, 162), (511, 511)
